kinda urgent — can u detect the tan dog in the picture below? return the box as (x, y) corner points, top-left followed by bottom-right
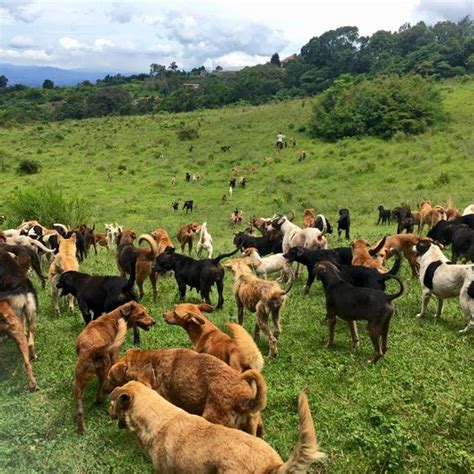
(0, 300), (37, 390)
(150, 228), (174, 254)
(48, 233), (79, 314)
(224, 260), (292, 357)
(163, 303), (264, 372)
(351, 239), (389, 273)
(176, 222), (200, 255)
(303, 208), (316, 228)
(109, 381), (325, 474)
(74, 301), (155, 433)
(418, 200), (444, 234)
(94, 232), (109, 248)
(108, 347), (267, 436)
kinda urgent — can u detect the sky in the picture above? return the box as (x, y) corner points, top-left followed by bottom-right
(0, 0), (472, 72)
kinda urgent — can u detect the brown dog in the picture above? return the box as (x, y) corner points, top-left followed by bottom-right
(94, 232), (109, 248)
(303, 208), (316, 228)
(224, 260), (292, 357)
(48, 233), (79, 314)
(351, 239), (389, 273)
(74, 301), (155, 433)
(150, 228), (174, 254)
(163, 303), (264, 372)
(0, 300), (37, 390)
(108, 347), (267, 436)
(176, 222), (200, 255)
(109, 381), (325, 473)
(418, 200), (444, 234)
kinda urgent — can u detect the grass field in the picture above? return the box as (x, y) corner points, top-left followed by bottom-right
(0, 78), (473, 473)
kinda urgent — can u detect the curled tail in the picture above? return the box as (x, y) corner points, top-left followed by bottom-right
(239, 369), (267, 412)
(138, 234), (158, 260)
(211, 247), (239, 264)
(274, 391), (326, 474)
(92, 318), (127, 358)
(388, 248), (402, 275)
(369, 236), (387, 256)
(385, 275), (405, 301)
(227, 323), (264, 371)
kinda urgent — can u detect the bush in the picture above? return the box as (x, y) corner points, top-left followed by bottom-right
(177, 124), (199, 141)
(16, 159), (41, 175)
(6, 186), (89, 226)
(309, 75), (444, 141)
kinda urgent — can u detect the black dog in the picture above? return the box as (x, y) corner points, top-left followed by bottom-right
(392, 206), (414, 234)
(337, 209), (351, 239)
(451, 226), (474, 263)
(315, 260), (404, 363)
(185, 172), (191, 183)
(183, 200), (194, 213)
(377, 205), (391, 225)
(172, 200), (179, 211)
(427, 215), (474, 245)
(229, 177), (236, 189)
(314, 214), (333, 234)
(233, 232), (283, 256)
(154, 247), (238, 308)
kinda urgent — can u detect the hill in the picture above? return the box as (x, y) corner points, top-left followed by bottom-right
(0, 78), (473, 472)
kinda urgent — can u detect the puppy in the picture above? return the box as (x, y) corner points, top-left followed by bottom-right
(163, 303), (264, 372)
(48, 233), (80, 315)
(74, 301), (155, 433)
(0, 300), (37, 390)
(109, 381), (325, 474)
(196, 222), (213, 258)
(414, 240), (474, 332)
(224, 259), (292, 357)
(176, 222), (200, 255)
(316, 261), (404, 363)
(108, 347), (267, 436)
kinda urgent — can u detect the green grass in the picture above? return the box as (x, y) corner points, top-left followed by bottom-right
(0, 78), (473, 473)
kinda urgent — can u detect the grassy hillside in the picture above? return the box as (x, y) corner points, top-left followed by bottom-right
(0, 78), (473, 472)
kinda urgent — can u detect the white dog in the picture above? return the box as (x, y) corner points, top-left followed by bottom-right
(242, 247), (293, 282)
(105, 223), (123, 247)
(196, 222), (213, 258)
(414, 240), (474, 333)
(462, 204), (474, 216)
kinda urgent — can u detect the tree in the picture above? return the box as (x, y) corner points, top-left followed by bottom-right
(214, 65), (223, 72)
(42, 79), (54, 89)
(85, 87), (131, 117)
(0, 75), (8, 88)
(191, 65), (206, 75)
(270, 53), (281, 67)
(168, 61), (179, 71)
(149, 63), (166, 77)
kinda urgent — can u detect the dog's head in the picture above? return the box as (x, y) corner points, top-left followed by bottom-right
(163, 303), (213, 326)
(119, 302), (155, 330)
(56, 271), (77, 296)
(154, 246), (177, 274)
(282, 246), (303, 262)
(223, 258), (252, 276)
(351, 239), (369, 251)
(269, 214), (285, 230)
(413, 238), (441, 257)
(57, 233), (77, 254)
(242, 247), (258, 257)
(118, 230), (136, 246)
(304, 208), (316, 218)
(314, 260), (339, 280)
(109, 383), (134, 428)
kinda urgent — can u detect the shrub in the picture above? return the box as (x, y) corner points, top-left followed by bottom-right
(16, 159), (41, 175)
(309, 75), (444, 141)
(177, 124), (199, 141)
(6, 186), (89, 226)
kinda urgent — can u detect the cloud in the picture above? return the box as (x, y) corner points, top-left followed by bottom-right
(413, 0), (472, 22)
(107, 2), (137, 23)
(204, 52), (270, 70)
(9, 34), (35, 49)
(0, 47), (52, 61)
(59, 36), (115, 52)
(0, 0), (40, 23)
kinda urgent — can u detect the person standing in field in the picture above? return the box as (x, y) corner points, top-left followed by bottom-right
(276, 131), (285, 152)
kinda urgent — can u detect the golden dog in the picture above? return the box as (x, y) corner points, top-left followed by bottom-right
(303, 208), (316, 228)
(163, 303), (264, 372)
(418, 200), (444, 234)
(351, 239), (389, 273)
(176, 222), (200, 255)
(108, 347), (267, 436)
(224, 260), (292, 357)
(109, 381), (325, 474)
(150, 228), (174, 254)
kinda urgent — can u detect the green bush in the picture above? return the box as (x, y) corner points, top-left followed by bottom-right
(177, 124), (199, 140)
(16, 158), (41, 175)
(6, 186), (89, 226)
(309, 75), (444, 141)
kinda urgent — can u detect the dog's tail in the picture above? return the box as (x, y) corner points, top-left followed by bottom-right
(92, 318), (127, 358)
(138, 234), (158, 260)
(283, 274), (294, 295)
(211, 247), (239, 264)
(388, 248), (402, 275)
(239, 369), (267, 413)
(273, 390), (326, 473)
(29, 238), (55, 254)
(227, 323), (264, 372)
(369, 236), (387, 256)
(385, 275), (405, 301)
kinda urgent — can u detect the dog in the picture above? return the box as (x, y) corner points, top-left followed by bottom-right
(154, 247), (238, 308)
(229, 185), (233, 197)
(316, 261), (404, 363)
(109, 381), (325, 473)
(0, 252), (38, 359)
(239, 176), (246, 187)
(377, 205), (391, 225)
(116, 231), (158, 302)
(230, 209), (243, 226)
(183, 200), (194, 213)
(427, 215), (474, 245)
(48, 233), (80, 315)
(0, 300), (37, 390)
(150, 228), (174, 255)
(105, 223), (123, 247)
(233, 231), (283, 256)
(303, 208), (316, 228)
(418, 200), (444, 234)
(242, 247), (294, 282)
(176, 222), (200, 255)
(393, 206), (415, 234)
(351, 238), (392, 273)
(77, 224), (97, 256)
(196, 222), (213, 258)
(74, 301), (155, 433)
(163, 303), (264, 372)
(224, 259), (292, 357)
(414, 240), (474, 332)
(451, 226), (474, 263)
(171, 200), (179, 211)
(462, 204), (474, 216)
(108, 347), (267, 436)
(315, 214), (333, 234)
(337, 208), (351, 239)
(192, 173), (201, 183)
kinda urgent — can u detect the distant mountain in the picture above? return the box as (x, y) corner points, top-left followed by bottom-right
(0, 63), (135, 87)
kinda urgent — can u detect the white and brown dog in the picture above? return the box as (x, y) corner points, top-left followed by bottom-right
(414, 240), (474, 333)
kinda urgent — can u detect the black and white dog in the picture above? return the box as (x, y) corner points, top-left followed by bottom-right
(414, 240), (474, 333)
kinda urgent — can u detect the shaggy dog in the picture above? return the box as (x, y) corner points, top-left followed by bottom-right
(108, 347), (267, 436)
(0, 300), (37, 390)
(163, 303), (264, 372)
(176, 222), (200, 255)
(109, 381), (325, 474)
(74, 301), (155, 433)
(224, 259), (292, 357)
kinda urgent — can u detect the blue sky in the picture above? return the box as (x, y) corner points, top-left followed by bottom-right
(0, 0), (471, 72)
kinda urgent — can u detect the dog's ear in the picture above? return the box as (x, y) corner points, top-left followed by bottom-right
(187, 312), (205, 325)
(131, 231), (137, 240)
(120, 302), (134, 318)
(297, 247), (304, 257)
(116, 392), (132, 410)
(197, 303), (214, 314)
(135, 364), (155, 388)
(70, 232), (77, 243)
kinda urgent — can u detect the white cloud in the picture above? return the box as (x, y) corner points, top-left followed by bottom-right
(107, 2), (137, 23)
(413, 0), (472, 22)
(59, 36), (114, 52)
(0, 47), (52, 61)
(9, 34), (35, 49)
(0, 0), (41, 23)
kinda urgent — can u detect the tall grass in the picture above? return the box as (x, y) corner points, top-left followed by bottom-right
(6, 186), (89, 227)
